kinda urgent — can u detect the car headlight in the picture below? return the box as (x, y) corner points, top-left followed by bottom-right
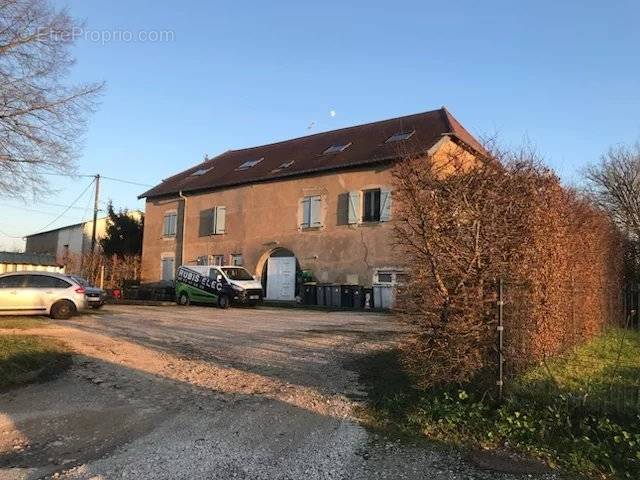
(231, 284), (244, 292)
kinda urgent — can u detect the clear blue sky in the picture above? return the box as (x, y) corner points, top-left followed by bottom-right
(1, 0), (639, 249)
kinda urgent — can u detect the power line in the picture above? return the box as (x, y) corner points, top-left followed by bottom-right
(79, 183), (96, 223)
(100, 175), (153, 187)
(0, 203), (82, 220)
(34, 178), (95, 234)
(0, 227), (25, 239)
(1, 199), (88, 212)
(38, 171), (153, 187)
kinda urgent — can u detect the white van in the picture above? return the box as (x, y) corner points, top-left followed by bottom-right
(175, 265), (263, 308)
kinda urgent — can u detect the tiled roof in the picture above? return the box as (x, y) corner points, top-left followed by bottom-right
(140, 107), (484, 199)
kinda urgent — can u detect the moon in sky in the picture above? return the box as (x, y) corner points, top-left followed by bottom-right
(330, 110), (336, 117)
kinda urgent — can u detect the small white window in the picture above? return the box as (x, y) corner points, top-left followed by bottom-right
(301, 195), (322, 228)
(377, 272), (394, 283)
(374, 270), (406, 285)
(163, 212), (177, 237)
(231, 254), (243, 266)
(323, 143), (352, 155)
(385, 130), (415, 143)
(236, 158), (264, 170)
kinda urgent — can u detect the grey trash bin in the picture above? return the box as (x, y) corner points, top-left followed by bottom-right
(373, 284), (395, 310)
(316, 284), (328, 306)
(329, 284), (342, 308)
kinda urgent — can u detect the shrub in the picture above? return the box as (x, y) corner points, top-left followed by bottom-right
(392, 144), (624, 387)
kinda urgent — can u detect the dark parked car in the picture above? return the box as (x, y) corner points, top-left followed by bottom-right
(66, 275), (106, 309)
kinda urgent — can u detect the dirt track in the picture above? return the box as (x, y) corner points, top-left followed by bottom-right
(0, 305), (555, 480)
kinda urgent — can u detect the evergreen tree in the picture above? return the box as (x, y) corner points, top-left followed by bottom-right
(99, 202), (143, 257)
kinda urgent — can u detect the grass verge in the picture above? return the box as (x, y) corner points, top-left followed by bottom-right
(0, 317), (50, 330)
(515, 328), (640, 406)
(350, 329), (640, 480)
(0, 335), (72, 389)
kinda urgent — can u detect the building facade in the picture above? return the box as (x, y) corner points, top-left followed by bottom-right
(25, 212), (142, 266)
(139, 108), (482, 301)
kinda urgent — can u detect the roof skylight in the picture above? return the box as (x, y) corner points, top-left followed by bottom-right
(271, 160), (295, 173)
(190, 167), (212, 176)
(385, 130), (415, 143)
(323, 142), (352, 155)
(236, 158), (264, 171)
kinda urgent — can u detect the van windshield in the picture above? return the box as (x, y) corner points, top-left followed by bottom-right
(221, 267), (254, 281)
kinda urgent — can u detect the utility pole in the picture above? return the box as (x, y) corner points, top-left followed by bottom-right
(90, 174), (100, 253)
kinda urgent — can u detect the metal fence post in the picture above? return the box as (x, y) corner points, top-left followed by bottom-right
(497, 278), (504, 401)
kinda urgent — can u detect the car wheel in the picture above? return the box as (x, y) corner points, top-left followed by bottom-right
(50, 300), (75, 320)
(217, 294), (230, 309)
(178, 293), (190, 306)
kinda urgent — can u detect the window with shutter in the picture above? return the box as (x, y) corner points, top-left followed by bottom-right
(161, 256), (175, 281)
(363, 189), (381, 222)
(301, 196), (322, 229)
(380, 188), (392, 222)
(163, 212), (177, 237)
(199, 207), (226, 235)
(210, 255), (224, 266)
(301, 197), (311, 228)
(347, 191), (361, 224)
(214, 206), (226, 234)
(310, 196), (322, 227)
(199, 209), (214, 236)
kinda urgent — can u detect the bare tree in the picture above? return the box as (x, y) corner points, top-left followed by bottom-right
(585, 143), (640, 278)
(0, 0), (103, 198)
(585, 143), (640, 243)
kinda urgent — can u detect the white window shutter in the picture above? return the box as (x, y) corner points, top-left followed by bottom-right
(214, 206), (226, 234)
(311, 196), (322, 227)
(380, 188), (392, 222)
(301, 197), (311, 228)
(348, 191), (361, 224)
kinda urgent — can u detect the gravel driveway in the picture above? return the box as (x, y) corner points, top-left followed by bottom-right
(0, 305), (554, 480)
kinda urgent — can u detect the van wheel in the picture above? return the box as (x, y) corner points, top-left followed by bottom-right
(178, 293), (190, 306)
(50, 300), (75, 320)
(217, 294), (230, 309)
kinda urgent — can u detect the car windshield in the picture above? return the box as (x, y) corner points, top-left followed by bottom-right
(221, 267), (254, 281)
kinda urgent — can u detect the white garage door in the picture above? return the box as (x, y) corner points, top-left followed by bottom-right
(266, 256), (296, 301)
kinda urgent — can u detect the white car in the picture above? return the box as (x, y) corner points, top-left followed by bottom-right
(0, 271), (89, 319)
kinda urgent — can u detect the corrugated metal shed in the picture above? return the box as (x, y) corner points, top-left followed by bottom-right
(0, 251), (64, 274)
